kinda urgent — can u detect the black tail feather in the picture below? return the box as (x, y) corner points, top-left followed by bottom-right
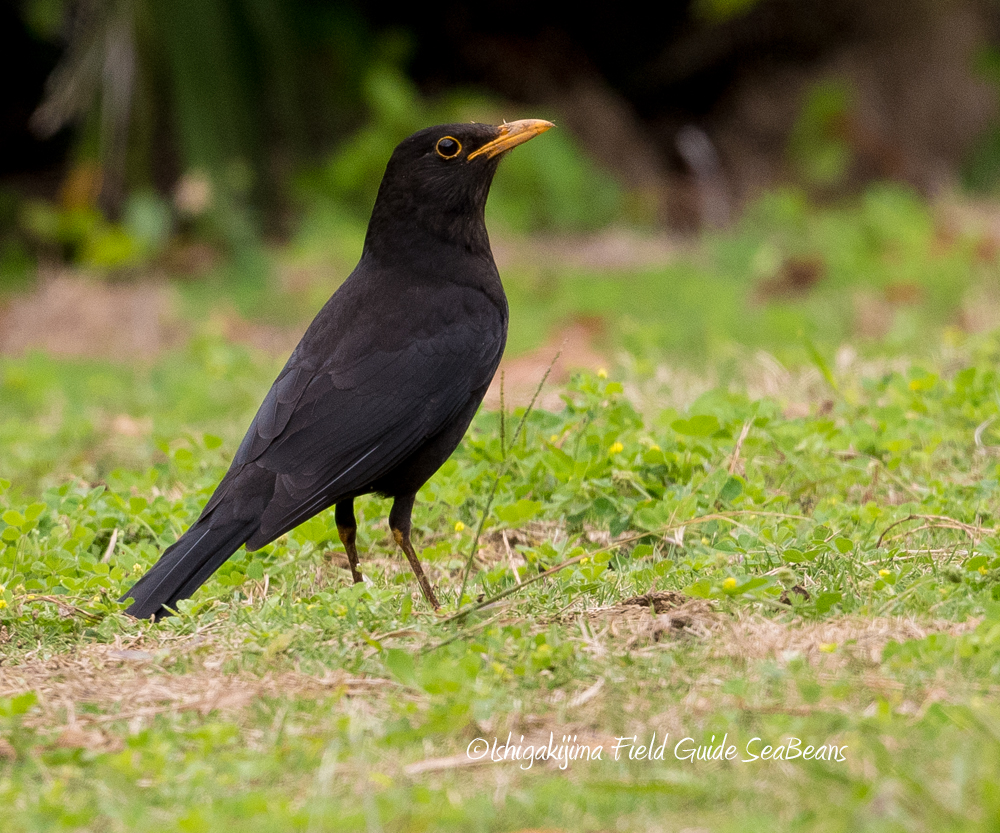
(122, 519), (255, 619)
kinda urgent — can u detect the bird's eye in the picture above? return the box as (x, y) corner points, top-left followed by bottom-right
(435, 137), (462, 159)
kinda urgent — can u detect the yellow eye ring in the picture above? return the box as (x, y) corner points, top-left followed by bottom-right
(436, 136), (462, 159)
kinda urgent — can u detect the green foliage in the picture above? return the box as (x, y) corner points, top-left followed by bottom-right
(19, 190), (174, 270)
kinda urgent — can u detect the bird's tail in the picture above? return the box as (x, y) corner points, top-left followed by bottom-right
(121, 517), (256, 619)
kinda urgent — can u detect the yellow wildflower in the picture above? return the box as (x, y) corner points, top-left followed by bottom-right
(454, 521), (465, 532)
(723, 577), (737, 591)
(597, 368), (608, 379)
(609, 441), (624, 455)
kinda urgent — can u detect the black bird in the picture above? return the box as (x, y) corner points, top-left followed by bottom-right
(121, 119), (553, 619)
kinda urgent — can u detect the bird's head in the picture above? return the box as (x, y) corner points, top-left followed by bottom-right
(364, 119), (554, 260)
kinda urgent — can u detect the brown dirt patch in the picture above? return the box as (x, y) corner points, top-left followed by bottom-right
(484, 318), (609, 411)
(573, 588), (977, 673)
(0, 270), (186, 360)
(0, 638), (392, 731)
(579, 591), (719, 647)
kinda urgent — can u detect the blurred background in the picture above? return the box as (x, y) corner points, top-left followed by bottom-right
(4, 0), (1000, 376)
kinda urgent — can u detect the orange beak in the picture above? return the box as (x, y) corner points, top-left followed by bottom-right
(467, 119), (555, 160)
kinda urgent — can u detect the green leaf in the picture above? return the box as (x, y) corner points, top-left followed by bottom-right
(815, 592), (843, 614)
(2, 510), (25, 528)
(671, 415), (721, 437)
(631, 544), (654, 559)
(263, 632), (293, 660)
(0, 691), (37, 718)
(719, 476), (744, 503)
(733, 576), (770, 594)
(24, 503), (46, 523)
(384, 648), (417, 687)
(965, 555), (989, 573)
(834, 537), (853, 554)
(684, 579), (712, 598)
(495, 499), (542, 526)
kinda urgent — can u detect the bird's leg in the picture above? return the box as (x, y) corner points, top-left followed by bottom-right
(389, 494), (441, 610)
(335, 500), (363, 584)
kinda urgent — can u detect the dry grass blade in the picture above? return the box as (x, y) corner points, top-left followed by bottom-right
(101, 528), (118, 563)
(456, 350), (560, 606)
(20, 595), (101, 622)
(876, 513), (995, 548)
(503, 530), (522, 585)
(403, 752), (487, 776)
(728, 420), (752, 475)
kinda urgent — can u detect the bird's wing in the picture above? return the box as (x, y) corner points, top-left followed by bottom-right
(202, 297), (504, 545)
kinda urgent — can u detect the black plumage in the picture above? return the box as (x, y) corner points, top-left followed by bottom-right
(122, 119), (553, 619)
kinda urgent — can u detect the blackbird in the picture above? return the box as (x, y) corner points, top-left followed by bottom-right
(122, 118), (553, 620)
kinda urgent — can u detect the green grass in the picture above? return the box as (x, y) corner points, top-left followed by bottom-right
(3, 186), (1000, 830)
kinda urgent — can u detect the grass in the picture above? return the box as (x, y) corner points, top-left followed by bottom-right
(3, 185), (1000, 830)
